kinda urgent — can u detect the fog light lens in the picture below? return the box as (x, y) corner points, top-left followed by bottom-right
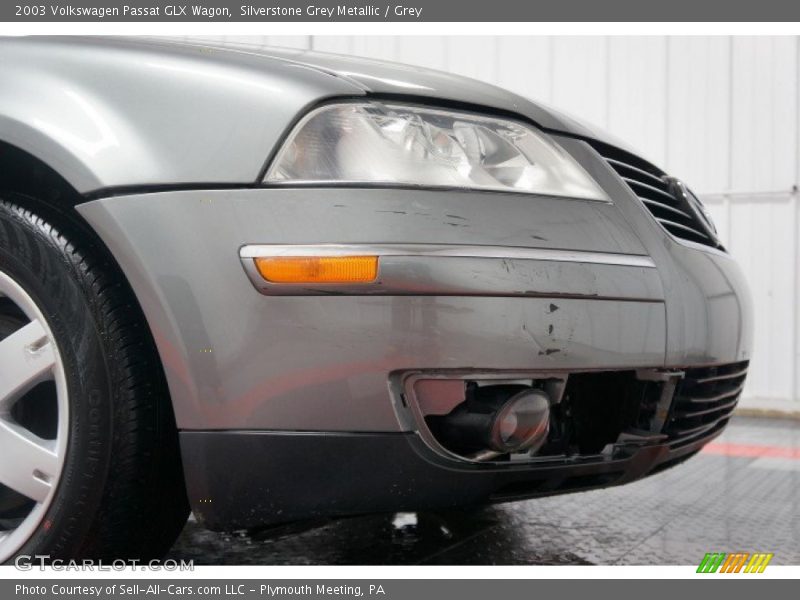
(489, 390), (550, 453)
(254, 256), (379, 284)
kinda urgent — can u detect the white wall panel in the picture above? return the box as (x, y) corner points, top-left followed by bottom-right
(608, 37), (667, 166)
(796, 199), (800, 409)
(666, 37), (731, 194)
(349, 37), (398, 62)
(726, 38), (798, 409)
(731, 37), (798, 193)
(270, 36), (311, 49)
(495, 37), (552, 103)
(168, 34), (800, 409)
(308, 36), (350, 53)
(396, 36), (448, 71)
(444, 37), (497, 82)
(551, 37), (608, 129)
(729, 196), (796, 404)
(186, 35), (311, 49)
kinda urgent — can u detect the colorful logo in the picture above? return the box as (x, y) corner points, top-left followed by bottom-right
(697, 552), (774, 573)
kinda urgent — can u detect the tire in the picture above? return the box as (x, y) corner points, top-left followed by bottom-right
(0, 194), (189, 562)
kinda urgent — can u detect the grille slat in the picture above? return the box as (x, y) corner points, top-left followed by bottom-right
(655, 218), (711, 241)
(685, 381), (746, 404)
(693, 367), (749, 385)
(606, 158), (671, 190)
(664, 361), (749, 447)
(640, 198), (694, 221)
(668, 421), (721, 439)
(588, 141), (718, 248)
(623, 178), (678, 203)
(675, 398), (740, 420)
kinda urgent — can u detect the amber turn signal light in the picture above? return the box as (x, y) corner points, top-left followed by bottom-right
(254, 255), (379, 284)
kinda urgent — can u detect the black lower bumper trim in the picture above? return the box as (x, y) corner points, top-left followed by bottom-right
(180, 428), (714, 530)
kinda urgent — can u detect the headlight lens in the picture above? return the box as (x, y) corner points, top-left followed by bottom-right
(265, 102), (608, 200)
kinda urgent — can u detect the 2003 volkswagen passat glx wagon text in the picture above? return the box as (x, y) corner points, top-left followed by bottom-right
(0, 37), (752, 561)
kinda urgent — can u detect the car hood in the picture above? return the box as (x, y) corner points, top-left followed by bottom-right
(1, 36), (652, 192)
(156, 38), (641, 156)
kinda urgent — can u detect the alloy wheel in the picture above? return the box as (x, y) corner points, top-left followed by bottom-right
(0, 269), (68, 562)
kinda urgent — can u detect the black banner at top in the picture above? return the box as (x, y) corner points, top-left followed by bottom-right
(2, 0), (799, 22)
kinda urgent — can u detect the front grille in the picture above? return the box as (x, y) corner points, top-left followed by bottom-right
(665, 361), (749, 446)
(589, 140), (718, 248)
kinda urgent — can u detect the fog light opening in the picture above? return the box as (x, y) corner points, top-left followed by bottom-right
(429, 384), (552, 461)
(489, 389), (551, 454)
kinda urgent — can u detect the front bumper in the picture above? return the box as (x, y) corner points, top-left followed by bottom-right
(180, 426), (707, 530)
(76, 135), (753, 528)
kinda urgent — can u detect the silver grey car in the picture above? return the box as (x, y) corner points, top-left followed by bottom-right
(0, 37), (753, 561)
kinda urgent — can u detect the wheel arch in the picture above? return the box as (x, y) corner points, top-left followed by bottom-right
(0, 193), (190, 559)
(0, 139), (183, 453)
(0, 139), (93, 210)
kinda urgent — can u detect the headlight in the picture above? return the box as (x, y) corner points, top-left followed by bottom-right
(265, 102), (608, 200)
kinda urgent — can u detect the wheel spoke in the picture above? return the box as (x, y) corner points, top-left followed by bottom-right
(0, 272), (67, 560)
(0, 418), (58, 503)
(0, 320), (55, 411)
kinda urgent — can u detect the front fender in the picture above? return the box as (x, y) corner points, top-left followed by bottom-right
(0, 36), (363, 193)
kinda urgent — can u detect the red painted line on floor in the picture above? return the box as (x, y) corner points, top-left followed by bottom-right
(702, 442), (800, 460)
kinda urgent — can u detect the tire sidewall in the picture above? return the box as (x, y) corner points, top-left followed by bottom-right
(0, 202), (115, 562)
